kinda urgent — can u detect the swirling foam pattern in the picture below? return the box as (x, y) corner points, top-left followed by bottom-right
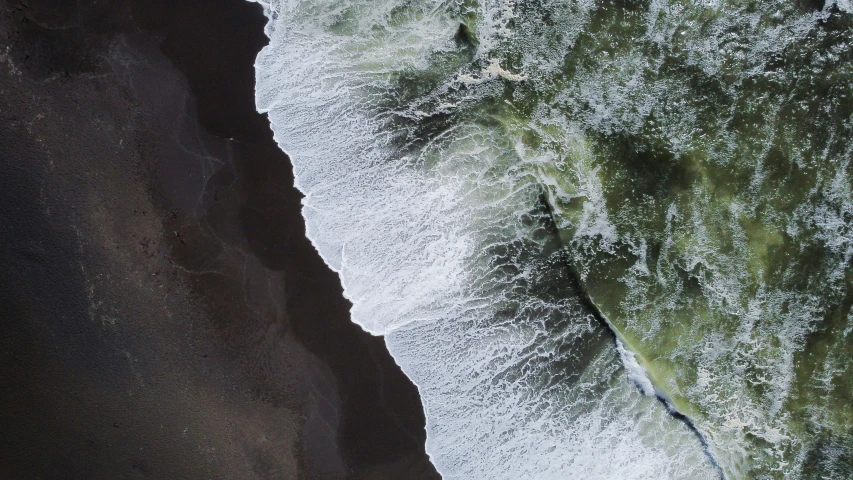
(250, 0), (853, 477)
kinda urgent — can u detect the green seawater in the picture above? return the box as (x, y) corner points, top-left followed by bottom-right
(379, 1), (853, 477)
(255, 0), (853, 476)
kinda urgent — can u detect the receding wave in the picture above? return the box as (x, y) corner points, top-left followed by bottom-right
(250, 0), (853, 478)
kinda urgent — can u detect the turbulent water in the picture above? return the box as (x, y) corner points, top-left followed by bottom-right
(250, 0), (853, 477)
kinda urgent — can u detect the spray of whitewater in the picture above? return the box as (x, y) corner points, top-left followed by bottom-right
(250, 0), (853, 478)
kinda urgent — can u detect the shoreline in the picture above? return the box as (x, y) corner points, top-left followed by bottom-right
(0, 0), (438, 478)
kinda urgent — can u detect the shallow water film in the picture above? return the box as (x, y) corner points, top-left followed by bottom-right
(251, 0), (853, 477)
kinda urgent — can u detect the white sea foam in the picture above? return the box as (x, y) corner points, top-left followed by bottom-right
(248, 0), (718, 478)
(616, 339), (656, 397)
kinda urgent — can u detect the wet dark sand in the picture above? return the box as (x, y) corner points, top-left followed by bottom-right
(0, 0), (439, 478)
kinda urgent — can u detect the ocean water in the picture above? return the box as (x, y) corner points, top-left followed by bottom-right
(249, 0), (853, 477)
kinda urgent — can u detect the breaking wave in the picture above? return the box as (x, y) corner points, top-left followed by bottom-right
(250, 0), (853, 477)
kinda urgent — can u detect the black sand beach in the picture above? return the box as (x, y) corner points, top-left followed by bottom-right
(0, 0), (438, 478)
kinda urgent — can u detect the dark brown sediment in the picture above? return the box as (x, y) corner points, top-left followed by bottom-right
(0, 0), (439, 478)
